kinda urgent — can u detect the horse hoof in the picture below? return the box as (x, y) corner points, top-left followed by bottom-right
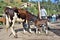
(6, 29), (8, 32)
(14, 34), (18, 38)
(23, 29), (26, 33)
(38, 32), (41, 34)
(23, 31), (26, 33)
(29, 31), (33, 34)
(30, 32), (33, 33)
(36, 32), (38, 34)
(46, 30), (48, 35)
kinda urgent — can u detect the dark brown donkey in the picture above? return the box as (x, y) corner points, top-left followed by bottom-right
(34, 18), (49, 34)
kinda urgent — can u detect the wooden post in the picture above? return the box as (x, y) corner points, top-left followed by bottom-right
(38, 1), (41, 19)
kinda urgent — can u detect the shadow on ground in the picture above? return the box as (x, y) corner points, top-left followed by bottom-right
(15, 27), (60, 36)
(0, 28), (3, 29)
(0, 27), (3, 32)
(15, 28), (36, 33)
(56, 25), (60, 27)
(49, 28), (60, 36)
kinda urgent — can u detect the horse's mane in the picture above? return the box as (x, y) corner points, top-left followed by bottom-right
(18, 8), (38, 18)
(12, 7), (38, 18)
(26, 10), (38, 18)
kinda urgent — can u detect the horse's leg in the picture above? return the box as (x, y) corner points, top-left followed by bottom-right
(5, 15), (9, 32)
(10, 27), (17, 38)
(23, 20), (27, 33)
(23, 22), (27, 33)
(10, 18), (17, 38)
(28, 21), (33, 33)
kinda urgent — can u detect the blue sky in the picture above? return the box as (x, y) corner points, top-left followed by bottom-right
(29, 0), (58, 3)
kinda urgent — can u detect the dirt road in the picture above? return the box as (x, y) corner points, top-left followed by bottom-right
(0, 21), (60, 40)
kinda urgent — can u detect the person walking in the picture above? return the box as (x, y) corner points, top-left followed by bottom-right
(39, 6), (47, 19)
(51, 14), (56, 22)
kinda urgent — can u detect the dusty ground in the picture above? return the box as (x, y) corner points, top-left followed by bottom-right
(0, 20), (60, 40)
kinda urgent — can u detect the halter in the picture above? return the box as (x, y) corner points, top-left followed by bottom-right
(7, 6), (12, 8)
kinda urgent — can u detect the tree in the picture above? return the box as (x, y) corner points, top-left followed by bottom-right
(38, 1), (41, 19)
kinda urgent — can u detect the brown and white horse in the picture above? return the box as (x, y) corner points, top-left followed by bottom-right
(4, 6), (25, 38)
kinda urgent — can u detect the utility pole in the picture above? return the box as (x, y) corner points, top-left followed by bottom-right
(38, 0), (41, 19)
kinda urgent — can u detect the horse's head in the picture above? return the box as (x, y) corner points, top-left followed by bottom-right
(4, 6), (12, 13)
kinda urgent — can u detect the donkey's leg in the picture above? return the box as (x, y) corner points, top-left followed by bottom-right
(39, 27), (42, 34)
(45, 22), (49, 35)
(36, 28), (38, 34)
(45, 27), (48, 35)
(28, 23), (31, 33)
(34, 25), (38, 34)
(47, 22), (50, 30)
(42, 24), (46, 31)
(5, 15), (9, 32)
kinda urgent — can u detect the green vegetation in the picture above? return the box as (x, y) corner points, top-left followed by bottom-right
(0, 0), (60, 25)
(0, 0), (60, 16)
